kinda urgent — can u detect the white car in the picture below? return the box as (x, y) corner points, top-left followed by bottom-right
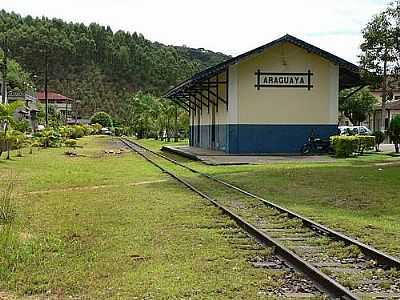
(339, 126), (372, 135)
(101, 127), (112, 135)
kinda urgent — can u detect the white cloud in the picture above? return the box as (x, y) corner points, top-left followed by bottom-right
(1, 0), (390, 63)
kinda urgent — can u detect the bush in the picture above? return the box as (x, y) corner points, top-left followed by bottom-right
(14, 120), (30, 133)
(114, 127), (128, 136)
(357, 135), (375, 154)
(331, 136), (359, 158)
(372, 131), (385, 151)
(69, 125), (85, 139)
(90, 112), (113, 128)
(91, 123), (102, 134)
(330, 135), (374, 158)
(82, 124), (94, 136)
(34, 128), (62, 148)
(388, 115), (400, 153)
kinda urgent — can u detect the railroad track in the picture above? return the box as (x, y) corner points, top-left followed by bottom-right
(121, 138), (400, 299)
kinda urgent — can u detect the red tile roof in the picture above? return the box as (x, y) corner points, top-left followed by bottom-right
(36, 91), (73, 102)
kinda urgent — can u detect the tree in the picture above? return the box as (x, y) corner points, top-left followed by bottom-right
(360, 2), (400, 131)
(0, 101), (23, 159)
(36, 102), (63, 128)
(0, 10), (226, 124)
(388, 115), (400, 153)
(372, 130), (385, 151)
(339, 88), (377, 125)
(91, 111), (113, 128)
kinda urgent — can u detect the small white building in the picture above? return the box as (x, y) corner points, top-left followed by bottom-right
(165, 35), (362, 154)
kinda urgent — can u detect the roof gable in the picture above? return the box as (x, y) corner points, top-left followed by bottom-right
(165, 34), (362, 98)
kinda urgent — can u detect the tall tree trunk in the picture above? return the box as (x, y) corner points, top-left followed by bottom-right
(381, 52), (388, 132)
(5, 124), (10, 160)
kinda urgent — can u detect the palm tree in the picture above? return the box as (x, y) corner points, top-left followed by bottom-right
(0, 101), (24, 159)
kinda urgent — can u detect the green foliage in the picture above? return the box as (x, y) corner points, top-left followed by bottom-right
(0, 101), (24, 129)
(360, 2), (400, 90)
(357, 135), (375, 154)
(388, 115), (400, 153)
(91, 123), (102, 135)
(0, 101), (24, 159)
(124, 92), (187, 140)
(372, 131), (385, 151)
(0, 50), (33, 91)
(36, 103), (63, 128)
(34, 128), (62, 148)
(69, 125), (85, 139)
(331, 136), (359, 158)
(91, 111), (113, 128)
(331, 135), (375, 158)
(13, 119), (30, 133)
(114, 127), (128, 137)
(0, 10), (228, 121)
(339, 88), (377, 125)
(9, 130), (27, 157)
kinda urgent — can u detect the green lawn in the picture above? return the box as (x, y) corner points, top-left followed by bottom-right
(138, 138), (400, 257)
(0, 136), (288, 299)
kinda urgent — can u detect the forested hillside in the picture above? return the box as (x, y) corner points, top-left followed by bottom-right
(0, 10), (229, 121)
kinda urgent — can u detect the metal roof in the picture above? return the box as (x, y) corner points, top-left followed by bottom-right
(164, 34), (362, 98)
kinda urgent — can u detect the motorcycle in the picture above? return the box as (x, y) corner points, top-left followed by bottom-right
(301, 135), (331, 155)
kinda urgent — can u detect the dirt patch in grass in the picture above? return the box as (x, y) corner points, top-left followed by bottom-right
(20, 179), (169, 196)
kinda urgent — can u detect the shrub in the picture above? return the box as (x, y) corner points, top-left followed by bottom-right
(9, 131), (27, 157)
(91, 123), (102, 134)
(14, 120), (30, 133)
(388, 115), (400, 153)
(330, 135), (375, 157)
(82, 124), (94, 136)
(34, 128), (62, 148)
(69, 125), (85, 139)
(356, 135), (375, 154)
(372, 131), (385, 151)
(114, 127), (128, 136)
(90, 112), (113, 128)
(330, 136), (359, 158)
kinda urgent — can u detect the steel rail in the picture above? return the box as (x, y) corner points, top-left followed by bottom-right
(121, 138), (358, 299)
(124, 138), (400, 270)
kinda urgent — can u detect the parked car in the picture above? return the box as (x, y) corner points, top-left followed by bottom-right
(101, 127), (112, 135)
(339, 126), (372, 135)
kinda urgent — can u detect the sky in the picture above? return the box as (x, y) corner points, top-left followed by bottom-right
(0, 0), (390, 64)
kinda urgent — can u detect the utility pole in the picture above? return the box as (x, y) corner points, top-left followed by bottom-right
(44, 49), (49, 127)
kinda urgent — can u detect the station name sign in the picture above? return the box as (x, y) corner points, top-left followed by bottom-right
(255, 70), (314, 90)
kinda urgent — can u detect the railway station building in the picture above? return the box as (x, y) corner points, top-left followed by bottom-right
(164, 34), (363, 154)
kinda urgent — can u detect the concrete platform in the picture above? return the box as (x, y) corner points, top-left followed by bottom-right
(162, 145), (335, 165)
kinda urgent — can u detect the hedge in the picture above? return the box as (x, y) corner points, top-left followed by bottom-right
(330, 135), (375, 158)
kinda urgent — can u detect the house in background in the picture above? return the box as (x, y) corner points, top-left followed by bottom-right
(7, 90), (40, 130)
(36, 91), (75, 124)
(368, 82), (400, 131)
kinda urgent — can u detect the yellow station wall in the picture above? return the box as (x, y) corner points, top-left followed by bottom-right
(190, 42), (339, 127)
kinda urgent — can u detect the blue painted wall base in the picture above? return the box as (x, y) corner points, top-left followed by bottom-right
(190, 124), (338, 154)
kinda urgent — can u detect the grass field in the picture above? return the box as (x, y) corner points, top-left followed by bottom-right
(2, 136), (400, 299)
(0, 136), (293, 299)
(138, 138), (400, 257)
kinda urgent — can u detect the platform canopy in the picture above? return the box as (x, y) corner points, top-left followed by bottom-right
(163, 34), (364, 112)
